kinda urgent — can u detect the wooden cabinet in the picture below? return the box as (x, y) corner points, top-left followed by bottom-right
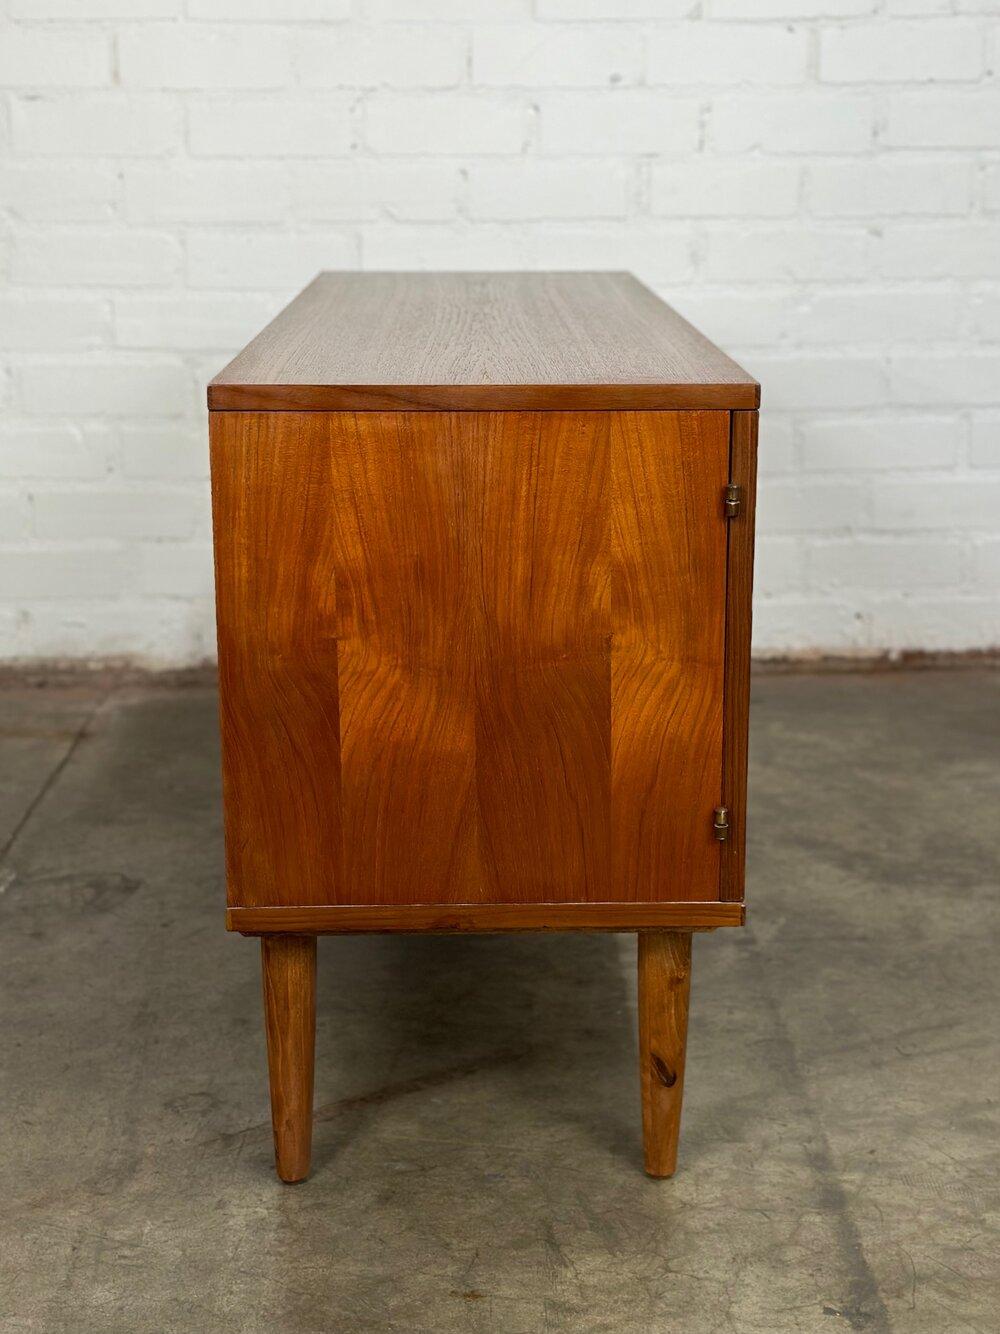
(208, 272), (759, 1182)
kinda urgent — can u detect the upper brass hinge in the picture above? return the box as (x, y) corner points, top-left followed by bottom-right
(724, 483), (742, 519)
(713, 806), (730, 841)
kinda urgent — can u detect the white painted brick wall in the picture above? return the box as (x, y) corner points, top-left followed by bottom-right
(1, 2), (999, 666)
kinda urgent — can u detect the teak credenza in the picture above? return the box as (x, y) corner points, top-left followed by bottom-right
(208, 272), (759, 1183)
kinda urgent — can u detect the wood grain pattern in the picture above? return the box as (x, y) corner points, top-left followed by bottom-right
(721, 410), (758, 903)
(638, 930), (692, 1178)
(612, 412), (728, 902)
(475, 412), (611, 903)
(229, 901), (745, 935)
(211, 408), (730, 914)
(261, 935), (316, 1183)
(329, 412), (478, 905)
(211, 413), (345, 908)
(208, 272), (759, 413)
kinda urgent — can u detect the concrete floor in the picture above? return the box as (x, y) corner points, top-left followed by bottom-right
(0, 669), (997, 1333)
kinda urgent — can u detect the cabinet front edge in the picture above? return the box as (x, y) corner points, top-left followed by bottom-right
(207, 383), (761, 413)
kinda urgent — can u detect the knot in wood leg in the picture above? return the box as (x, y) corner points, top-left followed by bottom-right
(650, 1053), (678, 1088)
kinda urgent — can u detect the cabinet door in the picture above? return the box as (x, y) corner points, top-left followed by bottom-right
(211, 409), (729, 910)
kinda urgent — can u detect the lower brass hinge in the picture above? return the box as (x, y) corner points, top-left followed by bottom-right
(713, 806), (730, 841)
(724, 484), (742, 518)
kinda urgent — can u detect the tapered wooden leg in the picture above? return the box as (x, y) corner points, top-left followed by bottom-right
(261, 934), (316, 1183)
(638, 930), (692, 1178)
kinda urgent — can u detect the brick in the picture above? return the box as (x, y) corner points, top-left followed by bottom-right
(806, 159), (970, 217)
(757, 479), (868, 532)
(188, 97), (355, 156)
(748, 354), (887, 409)
(820, 21), (983, 82)
(538, 0), (697, 14)
(12, 230), (181, 288)
(973, 540), (1000, 586)
(865, 597), (1000, 652)
(538, 91), (699, 154)
(10, 0), (178, 13)
(699, 227), (877, 283)
(751, 600), (865, 656)
(33, 490), (198, 541)
(879, 225), (1000, 280)
(362, 225), (697, 282)
(794, 289), (964, 345)
(712, 93), (873, 153)
(297, 26), (465, 87)
(754, 536), (806, 595)
(649, 24), (808, 86)
(799, 416), (960, 470)
(366, 94), (528, 155)
(0, 548), (133, 600)
(119, 25), (290, 89)
(189, 0), (348, 15)
(669, 291), (796, 347)
(115, 294), (277, 351)
(0, 423), (110, 481)
(808, 539), (965, 589)
(133, 543), (214, 598)
(123, 163), (289, 224)
(0, 28), (110, 87)
(12, 94), (181, 157)
(710, 0), (875, 15)
(17, 599), (216, 667)
(884, 91), (1000, 148)
(290, 162), (461, 221)
(887, 0), (951, 12)
(872, 477), (1000, 530)
(970, 415), (1000, 469)
(757, 414), (796, 473)
(0, 607), (24, 656)
(473, 24), (641, 87)
(895, 601), (996, 652)
(16, 360), (189, 417)
(186, 231), (357, 289)
(0, 163), (120, 221)
(891, 353), (1000, 406)
(365, 0), (529, 16)
(971, 292), (1000, 341)
(468, 162), (629, 220)
(119, 425), (209, 481)
(651, 162), (799, 218)
(0, 497), (33, 542)
(0, 296), (110, 351)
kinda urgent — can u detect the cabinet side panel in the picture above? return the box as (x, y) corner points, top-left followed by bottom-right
(329, 412), (479, 904)
(210, 411), (345, 907)
(211, 409), (731, 913)
(721, 409), (758, 902)
(611, 411), (729, 902)
(475, 412), (612, 903)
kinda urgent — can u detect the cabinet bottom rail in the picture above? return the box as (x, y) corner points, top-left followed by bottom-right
(229, 900), (745, 935)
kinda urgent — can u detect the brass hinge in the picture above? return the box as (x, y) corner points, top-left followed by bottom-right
(724, 484), (742, 519)
(712, 806), (730, 841)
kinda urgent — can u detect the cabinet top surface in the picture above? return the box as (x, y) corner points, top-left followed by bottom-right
(208, 271), (759, 413)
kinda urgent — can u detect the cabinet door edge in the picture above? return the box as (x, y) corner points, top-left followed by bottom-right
(720, 409), (758, 905)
